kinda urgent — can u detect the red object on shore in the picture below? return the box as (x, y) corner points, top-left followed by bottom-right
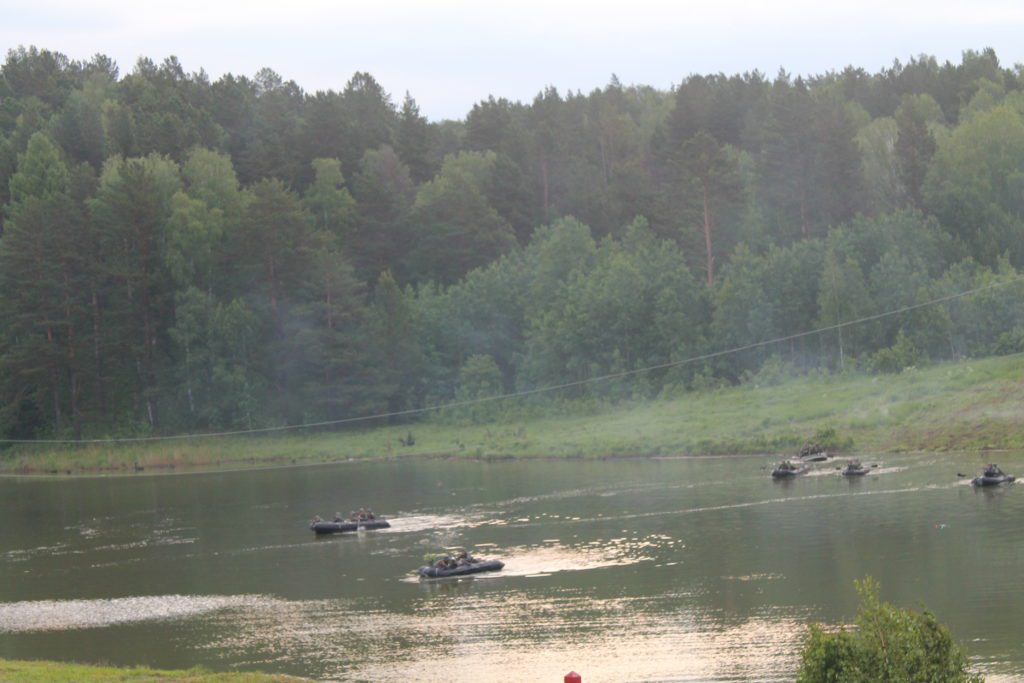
(564, 673), (582, 683)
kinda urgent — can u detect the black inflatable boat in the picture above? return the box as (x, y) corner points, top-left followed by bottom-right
(841, 460), (869, 476)
(418, 559), (504, 578)
(310, 518), (391, 534)
(971, 473), (1015, 487)
(772, 460), (809, 478)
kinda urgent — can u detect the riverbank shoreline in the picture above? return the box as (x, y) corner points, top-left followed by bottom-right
(0, 446), (1003, 480)
(0, 658), (308, 681)
(3, 355), (1023, 476)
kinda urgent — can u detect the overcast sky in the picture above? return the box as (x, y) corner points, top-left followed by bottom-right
(3, 0), (1024, 120)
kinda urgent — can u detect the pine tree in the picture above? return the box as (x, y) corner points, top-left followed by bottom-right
(303, 158), (356, 242)
(349, 146), (416, 282)
(0, 133), (93, 438)
(676, 131), (742, 286)
(395, 92), (435, 183)
(90, 155), (182, 429)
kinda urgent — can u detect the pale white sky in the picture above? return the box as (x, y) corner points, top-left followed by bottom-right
(2, 0), (1023, 120)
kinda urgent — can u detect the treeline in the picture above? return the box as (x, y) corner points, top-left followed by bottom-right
(3, 45), (1024, 440)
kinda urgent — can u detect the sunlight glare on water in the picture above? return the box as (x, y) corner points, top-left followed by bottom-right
(0, 595), (264, 632)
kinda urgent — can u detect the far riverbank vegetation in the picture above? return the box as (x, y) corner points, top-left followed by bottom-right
(3, 47), (1024, 469)
(4, 353), (1023, 474)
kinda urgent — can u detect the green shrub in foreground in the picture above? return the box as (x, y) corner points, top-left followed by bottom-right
(798, 578), (982, 683)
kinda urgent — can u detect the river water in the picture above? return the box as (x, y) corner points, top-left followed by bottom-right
(1, 452), (1022, 681)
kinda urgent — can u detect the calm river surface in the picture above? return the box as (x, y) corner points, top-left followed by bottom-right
(2, 452), (1024, 681)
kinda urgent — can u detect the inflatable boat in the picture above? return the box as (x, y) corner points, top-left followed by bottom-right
(310, 518), (391, 534)
(841, 460), (869, 476)
(772, 460), (809, 478)
(971, 472), (1015, 487)
(418, 559), (504, 578)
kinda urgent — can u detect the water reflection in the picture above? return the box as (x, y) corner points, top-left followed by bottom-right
(193, 592), (810, 682)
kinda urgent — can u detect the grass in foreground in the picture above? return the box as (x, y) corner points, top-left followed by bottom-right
(0, 659), (306, 682)
(4, 355), (1024, 474)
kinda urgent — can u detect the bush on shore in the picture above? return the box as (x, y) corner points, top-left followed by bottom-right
(798, 578), (982, 683)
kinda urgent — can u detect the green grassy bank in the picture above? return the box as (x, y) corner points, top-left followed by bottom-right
(0, 658), (306, 682)
(3, 354), (1024, 475)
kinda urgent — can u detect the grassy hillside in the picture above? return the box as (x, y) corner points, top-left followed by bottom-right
(3, 355), (1023, 475)
(0, 659), (306, 682)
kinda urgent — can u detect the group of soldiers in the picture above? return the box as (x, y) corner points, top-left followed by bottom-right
(799, 442), (825, 457)
(983, 464), (1006, 478)
(433, 550), (477, 569)
(311, 508), (377, 524)
(333, 508), (376, 522)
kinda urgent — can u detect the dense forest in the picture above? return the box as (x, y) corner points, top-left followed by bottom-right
(3, 45), (1024, 441)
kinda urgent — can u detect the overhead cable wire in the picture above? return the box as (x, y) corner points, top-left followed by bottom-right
(3, 275), (1022, 445)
